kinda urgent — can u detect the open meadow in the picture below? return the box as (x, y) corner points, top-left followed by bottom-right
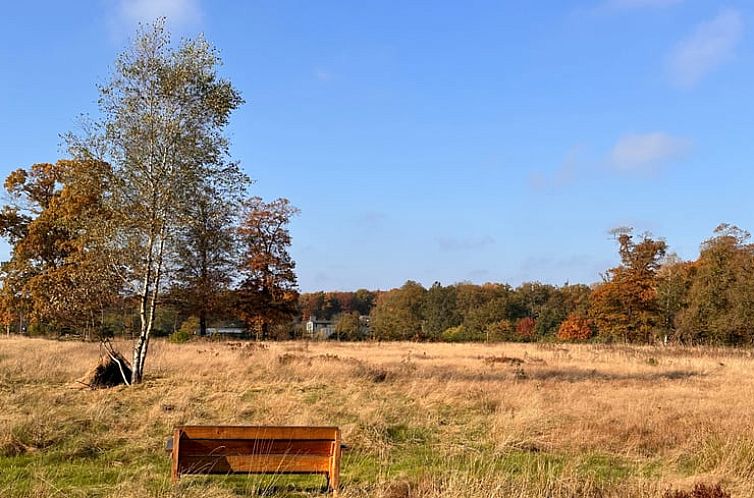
(1, 337), (754, 497)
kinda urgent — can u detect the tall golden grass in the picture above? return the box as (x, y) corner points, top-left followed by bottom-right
(1, 337), (753, 497)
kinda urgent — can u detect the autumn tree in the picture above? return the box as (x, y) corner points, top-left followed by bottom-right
(0, 160), (120, 337)
(320, 294), (342, 319)
(0, 163), (61, 334)
(655, 254), (694, 343)
(236, 197), (300, 340)
(531, 284), (591, 338)
(556, 313), (593, 342)
(460, 284), (518, 340)
(299, 289), (376, 322)
(299, 292), (325, 320)
(68, 20), (244, 382)
(588, 228), (667, 343)
(352, 289), (376, 315)
(515, 316), (536, 340)
(515, 282), (554, 320)
(482, 319), (514, 342)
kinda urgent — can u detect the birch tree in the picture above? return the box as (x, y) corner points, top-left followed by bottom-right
(69, 20), (244, 383)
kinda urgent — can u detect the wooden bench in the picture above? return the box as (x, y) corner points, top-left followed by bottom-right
(168, 425), (342, 492)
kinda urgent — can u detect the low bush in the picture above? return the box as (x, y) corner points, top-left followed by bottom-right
(168, 330), (192, 344)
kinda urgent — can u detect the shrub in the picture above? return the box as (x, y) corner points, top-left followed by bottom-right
(516, 317), (536, 340)
(663, 483), (731, 498)
(441, 325), (465, 342)
(557, 313), (593, 342)
(169, 316), (197, 344)
(484, 320), (514, 342)
(168, 329), (192, 344)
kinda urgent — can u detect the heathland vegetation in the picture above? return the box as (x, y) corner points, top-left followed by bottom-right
(1, 337), (752, 497)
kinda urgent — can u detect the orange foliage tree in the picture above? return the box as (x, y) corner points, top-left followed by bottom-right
(588, 228), (667, 343)
(0, 160), (120, 337)
(236, 197), (300, 340)
(556, 313), (593, 342)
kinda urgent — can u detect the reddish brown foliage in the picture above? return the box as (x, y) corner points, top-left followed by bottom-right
(515, 317), (536, 339)
(236, 197), (299, 339)
(663, 483), (731, 498)
(556, 313), (593, 342)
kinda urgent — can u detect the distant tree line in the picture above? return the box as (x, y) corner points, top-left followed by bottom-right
(298, 224), (754, 346)
(3, 169), (753, 348)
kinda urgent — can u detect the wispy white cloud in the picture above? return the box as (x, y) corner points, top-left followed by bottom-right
(529, 145), (585, 190)
(466, 269), (491, 281)
(314, 68), (333, 82)
(354, 211), (386, 227)
(584, 0), (682, 16)
(108, 0), (202, 36)
(530, 134), (689, 190)
(609, 132), (690, 170)
(437, 236), (495, 252)
(602, 0), (683, 10)
(667, 9), (743, 88)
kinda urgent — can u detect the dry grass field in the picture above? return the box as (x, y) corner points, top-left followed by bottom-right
(1, 337), (754, 497)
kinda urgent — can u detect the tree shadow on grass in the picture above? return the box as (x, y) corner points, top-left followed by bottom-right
(182, 474), (331, 496)
(529, 367), (705, 382)
(418, 365), (706, 383)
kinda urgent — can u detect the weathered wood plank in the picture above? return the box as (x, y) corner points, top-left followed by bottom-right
(180, 438), (334, 456)
(178, 426), (339, 441)
(178, 454), (331, 474)
(171, 428), (182, 482)
(330, 430), (341, 491)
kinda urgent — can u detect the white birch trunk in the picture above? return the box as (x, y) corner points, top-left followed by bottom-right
(132, 230), (156, 384)
(132, 226), (167, 384)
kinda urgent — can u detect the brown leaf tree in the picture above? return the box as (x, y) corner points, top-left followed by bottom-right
(0, 160), (120, 337)
(236, 197), (300, 340)
(588, 228), (667, 343)
(556, 313), (593, 342)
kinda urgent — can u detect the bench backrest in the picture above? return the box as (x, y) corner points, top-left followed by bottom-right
(171, 425), (341, 490)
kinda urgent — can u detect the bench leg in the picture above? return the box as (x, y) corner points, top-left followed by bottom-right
(171, 428), (182, 483)
(330, 436), (341, 493)
(326, 472), (340, 494)
(330, 471), (339, 493)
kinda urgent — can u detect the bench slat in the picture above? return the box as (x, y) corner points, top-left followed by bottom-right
(181, 438), (334, 456)
(179, 425), (339, 441)
(178, 454), (331, 474)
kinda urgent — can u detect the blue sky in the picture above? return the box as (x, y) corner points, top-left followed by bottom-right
(1, 0), (752, 291)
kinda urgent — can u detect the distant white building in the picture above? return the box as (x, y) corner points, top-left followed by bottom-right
(306, 317), (335, 339)
(305, 315), (371, 339)
(206, 327), (246, 337)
